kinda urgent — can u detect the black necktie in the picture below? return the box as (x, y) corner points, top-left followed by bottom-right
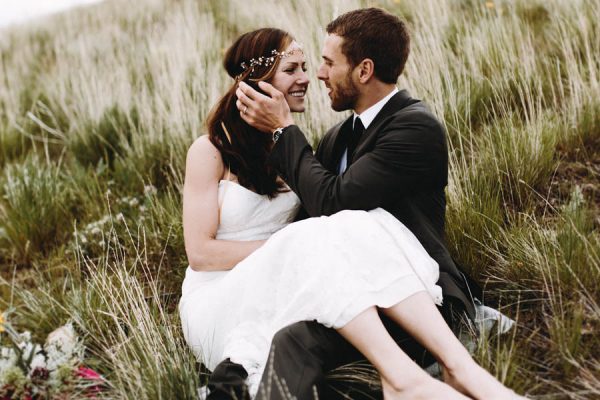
(347, 117), (364, 165)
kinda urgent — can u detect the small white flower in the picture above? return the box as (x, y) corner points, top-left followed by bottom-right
(45, 322), (82, 370)
(90, 226), (102, 236)
(46, 323), (77, 348)
(139, 205), (147, 213)
(29, 353), (46, 370)
(0, 347), (17, 374)
(1, 347), (15, 359)
(18, 339), (42, 366)
(116, 213), (125, 222)
(144, 185), (157, 196)
(129, 197), (139, 207)
(19, 331), (32, 343)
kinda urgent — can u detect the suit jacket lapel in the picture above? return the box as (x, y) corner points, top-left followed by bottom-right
(353, 90), (419, 160)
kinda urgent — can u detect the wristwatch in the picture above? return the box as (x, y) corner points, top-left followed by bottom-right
(272, 127), (285, 143)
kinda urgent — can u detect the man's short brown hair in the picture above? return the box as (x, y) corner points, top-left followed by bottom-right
(326, 8), (410, 84)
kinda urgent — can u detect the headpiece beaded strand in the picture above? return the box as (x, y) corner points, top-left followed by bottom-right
(236, 48), (303, 80)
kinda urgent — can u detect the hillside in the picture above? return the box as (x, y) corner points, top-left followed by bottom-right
(0, 0), (598, 398)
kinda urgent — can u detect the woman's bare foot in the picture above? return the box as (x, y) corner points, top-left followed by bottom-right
(382, 376), (472, 400)
(442, 363), (528, 400)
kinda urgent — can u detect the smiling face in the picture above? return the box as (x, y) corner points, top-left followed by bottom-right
(269, 41), (309, 112)
(317, 34), (359, 112)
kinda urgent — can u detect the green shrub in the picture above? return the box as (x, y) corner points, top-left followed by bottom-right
(0, 157), (82, 263)
(69, 105), (138, 168)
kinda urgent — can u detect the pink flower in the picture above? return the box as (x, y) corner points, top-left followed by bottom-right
(76, 366), (103, 381)
(76, 366), (105, 398)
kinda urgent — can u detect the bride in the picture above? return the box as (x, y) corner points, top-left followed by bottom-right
(179, 28), (525, 400)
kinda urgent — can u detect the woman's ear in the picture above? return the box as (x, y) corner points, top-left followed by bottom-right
(357, 58), (375, 84)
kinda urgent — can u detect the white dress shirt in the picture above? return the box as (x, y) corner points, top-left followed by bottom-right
(338, 87), (399, 174)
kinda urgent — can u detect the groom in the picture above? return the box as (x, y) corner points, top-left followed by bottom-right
(209, 7), (480, 400)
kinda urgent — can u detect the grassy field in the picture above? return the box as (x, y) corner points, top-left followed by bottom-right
(0, 0), (598, 398)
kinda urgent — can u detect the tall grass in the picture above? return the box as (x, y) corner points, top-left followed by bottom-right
(0, 0), (598, 398)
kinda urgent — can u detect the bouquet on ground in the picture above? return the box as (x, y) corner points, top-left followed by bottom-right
(0, 311), (106, 399)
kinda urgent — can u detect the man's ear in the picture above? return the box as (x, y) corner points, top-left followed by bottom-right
(357, 59), (375, 84)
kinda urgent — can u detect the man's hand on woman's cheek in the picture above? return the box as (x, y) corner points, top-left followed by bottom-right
(236, 81), (294, 132)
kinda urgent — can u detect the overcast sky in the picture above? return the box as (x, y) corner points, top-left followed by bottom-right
(0, 0), (103, 28)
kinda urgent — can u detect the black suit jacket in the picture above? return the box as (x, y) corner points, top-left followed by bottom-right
(269, 90), (477, 317)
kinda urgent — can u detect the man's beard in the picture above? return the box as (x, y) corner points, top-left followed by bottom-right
(330, 74), (359, 112)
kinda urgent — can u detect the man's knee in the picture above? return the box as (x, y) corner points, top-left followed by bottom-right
(270, 321), (357, 370)
(271, 323), (301, 346)
(271, 321), (323, 359)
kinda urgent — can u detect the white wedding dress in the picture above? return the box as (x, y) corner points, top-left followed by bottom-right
(179, 179), (443, 396)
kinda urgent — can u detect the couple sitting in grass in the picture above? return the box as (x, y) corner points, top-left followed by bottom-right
(179, 7), (526, 400)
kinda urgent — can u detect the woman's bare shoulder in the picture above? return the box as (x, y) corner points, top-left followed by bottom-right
(188, 135), (220, 158)
(186, 135), (224, 179)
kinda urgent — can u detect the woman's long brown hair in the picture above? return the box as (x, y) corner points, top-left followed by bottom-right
(205, 28), (293, 198)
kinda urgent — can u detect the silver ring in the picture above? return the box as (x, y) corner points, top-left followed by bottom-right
(243, 106), (248, 115)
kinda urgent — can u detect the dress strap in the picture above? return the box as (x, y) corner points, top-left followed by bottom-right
(218, 120), (233, 217)
(217, 167), (232, 222)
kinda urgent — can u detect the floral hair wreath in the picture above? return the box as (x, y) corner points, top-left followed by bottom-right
(236, 47), (304, 81)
